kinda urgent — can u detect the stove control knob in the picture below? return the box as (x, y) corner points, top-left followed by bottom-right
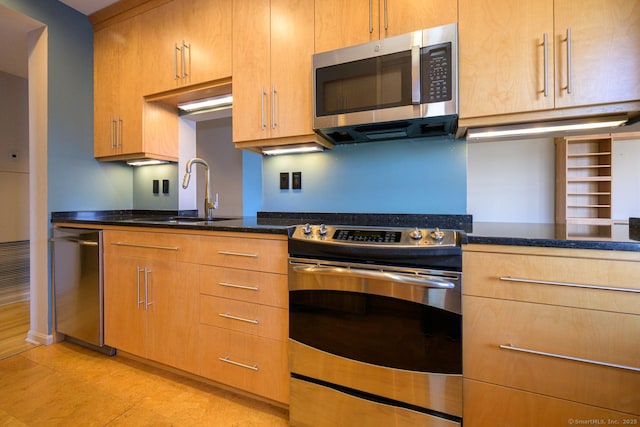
(319, 224), (327, 236)
(409, 227), (423, 240)
(303, 223), (312, 235)
(430, 227), (445, 241)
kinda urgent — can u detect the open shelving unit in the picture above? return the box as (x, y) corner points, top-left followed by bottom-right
(555, 134), (613, 239)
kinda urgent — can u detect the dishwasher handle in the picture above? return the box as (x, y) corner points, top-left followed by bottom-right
(51, 237), (99, 246)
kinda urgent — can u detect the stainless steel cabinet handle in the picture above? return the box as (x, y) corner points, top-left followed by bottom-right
(499, 276), (640, 293)
(182, 40), (190, 78)
(563, 28), (572, 94)
(293, 265), (455, 289)
(117, 117), (122, 149)
(110, 118), (116, 149)
(369, 0), (373, 34)
(500, 343), (640, 373)
(144, 268), (152, 310)
(218, 282), (259, 291)
(218, 356), (258, 371)
(174, 42), (180, 80)
(542, 32), (549, 97)
(111, 242), (179, 251)
(260, 86), (267, 130)
(217, 250), (258, 258)
(136, 266), (145, 308)
(271, 85), (277, 129)
(383, 0), (388, 30)
(218, 313), (259, 324)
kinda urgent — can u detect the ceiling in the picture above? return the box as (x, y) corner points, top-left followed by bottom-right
(0, 1), (116, 78)
(59, 0), (118, 16)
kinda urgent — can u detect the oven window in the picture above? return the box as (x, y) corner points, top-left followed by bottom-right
(290, 290), (461, 374)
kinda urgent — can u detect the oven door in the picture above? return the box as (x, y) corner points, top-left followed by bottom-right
(288, 258), (463, 425)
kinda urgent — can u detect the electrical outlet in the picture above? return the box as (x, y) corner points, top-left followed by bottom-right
(292, 172), (302, 189)
(153, 180), (159, 194)
(162, 179), (169, 194)
(280, 172), (290, 190)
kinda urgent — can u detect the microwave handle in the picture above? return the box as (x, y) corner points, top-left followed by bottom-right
(411, 45), (420, 105)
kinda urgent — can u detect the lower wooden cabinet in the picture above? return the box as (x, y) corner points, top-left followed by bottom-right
(199, 324), (288, 404)
(462, 244), (640, 422)
(103, 229), (289, 404)
(464, 379), (637, 427)
(103, 230), (199, 373)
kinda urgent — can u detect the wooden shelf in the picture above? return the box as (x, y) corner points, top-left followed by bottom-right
(556, 135), (614, 239)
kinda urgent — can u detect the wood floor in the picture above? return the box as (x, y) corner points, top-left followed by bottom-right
(0, 341), (290, 426)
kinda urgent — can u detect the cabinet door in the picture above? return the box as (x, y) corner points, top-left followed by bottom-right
(270, 0), (315, 139)
(146, 260), (200, 373)
(141, 0), (181, 95)
(232, 0), (271, 142)
(554, 0), (640, 109)
(459, 0), (555, 118)
(182, 0), (232, 86)
(94, 25), (120, 158)
(380, 0), (457, 39)
(314, 0), (375, 53)
(104, 254), (147, 357)
(117, 15), (143, 156)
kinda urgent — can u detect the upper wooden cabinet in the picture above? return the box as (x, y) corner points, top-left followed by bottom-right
(314, 0), (458, 53)
(94, 15), (178, 161)
(459, 0), (640, 121)
(232, 0), (331, 151)
(140, 0), (232, 95)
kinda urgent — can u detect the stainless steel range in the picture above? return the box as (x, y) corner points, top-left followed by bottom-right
(288, 224), (463, 427)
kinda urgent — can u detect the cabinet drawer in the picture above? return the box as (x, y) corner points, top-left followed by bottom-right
(199, 325), (288, 404)
(199, 265), (287, 308)
(200, 295), (287, 341)
(192, 235), (287, 274)
(464, 379), (639, 427)
(464, 295), (640, 414)
(104, 230), (189, 262)
(463, 250), (640, 314)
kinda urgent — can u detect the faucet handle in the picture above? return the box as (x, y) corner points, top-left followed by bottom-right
(213, 193), (219, 210)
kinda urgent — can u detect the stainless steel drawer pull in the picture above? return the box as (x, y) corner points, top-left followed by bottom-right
(217, 250), (258, 258)
(500, 343), (640, 373)
(218, 356), (258, 371)
(218, 282), (259, 291)
(499, 276), (640, 294)
(111, 242), (179, 251)
(218, 313), (259, 324)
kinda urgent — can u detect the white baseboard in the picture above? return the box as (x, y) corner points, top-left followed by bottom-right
(26, 330), (53, 345)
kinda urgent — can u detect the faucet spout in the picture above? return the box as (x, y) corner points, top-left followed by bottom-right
(182, 157), (218, 220)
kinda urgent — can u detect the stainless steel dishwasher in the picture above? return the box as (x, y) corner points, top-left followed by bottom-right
(52, 228), (114, 354)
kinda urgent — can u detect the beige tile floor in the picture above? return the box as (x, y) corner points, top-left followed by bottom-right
(0, 342), (289, 426)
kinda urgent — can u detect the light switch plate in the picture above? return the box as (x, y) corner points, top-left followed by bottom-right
(280, 172), (290, 190)
(292, 172), (302, 189)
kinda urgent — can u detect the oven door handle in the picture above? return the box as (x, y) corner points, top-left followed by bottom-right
(292, 265), (455, 289)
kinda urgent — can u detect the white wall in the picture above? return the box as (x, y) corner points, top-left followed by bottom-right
(467, 135), (640, 224)
(467, 137), (556, 223)
(612, 137), (640, 222)
(0, 71), (29, 242)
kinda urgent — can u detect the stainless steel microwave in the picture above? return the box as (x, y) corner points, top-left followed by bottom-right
(313, 23), (458, 144)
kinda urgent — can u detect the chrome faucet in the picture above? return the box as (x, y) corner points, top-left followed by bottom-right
(182, 157), (218, 220)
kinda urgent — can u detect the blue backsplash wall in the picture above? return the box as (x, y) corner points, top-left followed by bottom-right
(262, 136), (467, 214)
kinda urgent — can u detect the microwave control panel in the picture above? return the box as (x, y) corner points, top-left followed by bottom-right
(421, 42), (452, 104)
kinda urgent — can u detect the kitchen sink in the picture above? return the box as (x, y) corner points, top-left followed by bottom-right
(131, 216), (234, 224)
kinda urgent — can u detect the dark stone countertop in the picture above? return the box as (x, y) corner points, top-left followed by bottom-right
(51, 211), (640, 252)
(467, 222), (640, 252)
